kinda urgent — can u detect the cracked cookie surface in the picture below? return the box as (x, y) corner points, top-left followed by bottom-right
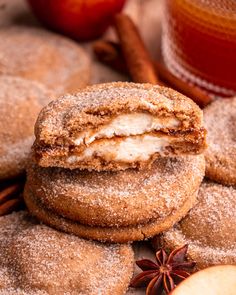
(24, 155), (205, 243)
(204, 97), (236, 186)
(157, 182), (236, 269)
(33, 82), (206, 171)
(0, 26), (91, 94)
(0, 75), (54, 180)
(0, 211), (134, 295)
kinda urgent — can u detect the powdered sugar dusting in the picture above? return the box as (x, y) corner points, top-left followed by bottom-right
(162, 227), (236, 269)
(162, 182), (236, 267)
(204, 98), (236, 154)
(180, 182), (236, 248)
(0, 136), (33, 178)
(36, 82), (203, 142)
(204, 97), (236, 184)
(0, 211), (134, 295)
(0, 26), (90, 94)
(0, 75), (53, 179)
(27, 155), (205, 227)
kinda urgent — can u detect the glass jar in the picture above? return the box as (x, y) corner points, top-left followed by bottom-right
(162, 0), (236, 97)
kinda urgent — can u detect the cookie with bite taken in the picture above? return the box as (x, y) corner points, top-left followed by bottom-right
(33, 82), (207, 171)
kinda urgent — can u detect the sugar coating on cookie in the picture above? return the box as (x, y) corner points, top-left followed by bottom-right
(158, 182), (236, 269)
(0, 26), (91, 94)
(33, 82), (206, 171)
(0, 75), (54, 180)
(0, 211), (134, 295)
(204, 97), (236, 186)
(24, 155), (205, 243)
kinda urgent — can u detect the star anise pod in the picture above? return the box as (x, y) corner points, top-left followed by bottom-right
(130, 244), (196, 295)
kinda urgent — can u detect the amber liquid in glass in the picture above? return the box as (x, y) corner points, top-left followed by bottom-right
(162, 0), (236, 97)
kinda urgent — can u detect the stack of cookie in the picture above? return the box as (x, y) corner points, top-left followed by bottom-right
(157, 97), (236, 268)
(24, 82), (206, 243)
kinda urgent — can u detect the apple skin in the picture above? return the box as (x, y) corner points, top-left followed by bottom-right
(27, 0), (126, 41)
(170, 265), (236, 295)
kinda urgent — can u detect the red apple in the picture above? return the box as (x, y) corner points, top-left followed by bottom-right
(27, 0), (126, 41)
(170, 265), (236, 295)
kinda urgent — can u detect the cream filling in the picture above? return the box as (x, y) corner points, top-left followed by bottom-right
(74, 113), (180, 146)
(67, 135), (171, 163)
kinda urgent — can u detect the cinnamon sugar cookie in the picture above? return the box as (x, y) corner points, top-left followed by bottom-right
(157, 182), (236, 269)
(33, 82), (206, 171)
(0, 76), (53, 180)
(204, 97), (236, 186)
(24, 155), (205, 243)
(0, 26), (91, 94)
(0, 0), (36, 27)
(0, 211), (134, 295)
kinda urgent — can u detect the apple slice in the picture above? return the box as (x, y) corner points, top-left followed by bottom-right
(171, 265), (236, 295)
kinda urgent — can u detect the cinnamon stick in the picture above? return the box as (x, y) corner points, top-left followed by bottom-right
(93, 40), (212, 107)
(154, 61), (212, 108)
(0, 183), (23, 205)
(93, 40), (127, 74)
(0, 198), (22, 216)
(114, 14), (159, 84)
